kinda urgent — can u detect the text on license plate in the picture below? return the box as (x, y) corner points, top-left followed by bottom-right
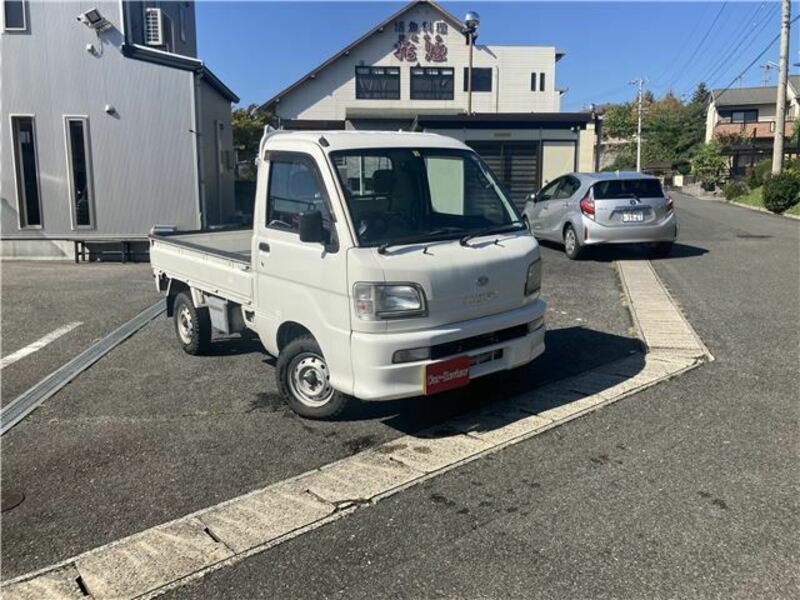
(622, 211), (644, 222)
(424, 356), (470, 395)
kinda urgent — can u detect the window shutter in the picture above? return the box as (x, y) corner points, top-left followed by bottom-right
(144, 8), (164, 46)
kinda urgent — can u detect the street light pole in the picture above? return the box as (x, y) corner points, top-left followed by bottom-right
(462, 11), (480, 115)
(772, 0), (791, 174)
(630, 77), (645, 172)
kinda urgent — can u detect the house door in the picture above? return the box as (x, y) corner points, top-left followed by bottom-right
(467, 141), (540, 209)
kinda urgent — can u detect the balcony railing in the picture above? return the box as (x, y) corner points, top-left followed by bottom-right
(714, 119), (795, 139)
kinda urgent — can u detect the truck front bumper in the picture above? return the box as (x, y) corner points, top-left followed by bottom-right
(349, 299), (547, 401)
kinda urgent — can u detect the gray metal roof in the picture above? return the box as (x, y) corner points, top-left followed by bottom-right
(713, 86), (778, 107)
(713, 75), (800, 107)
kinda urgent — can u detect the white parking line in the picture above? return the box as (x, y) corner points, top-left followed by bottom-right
(0, 262), (712, 600)
(0, 323), (82, 370)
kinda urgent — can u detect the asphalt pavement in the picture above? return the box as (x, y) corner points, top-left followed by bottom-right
(0, 262), (159, 403)
(0, 241), (636, 580)
(157, 193), (799, 599)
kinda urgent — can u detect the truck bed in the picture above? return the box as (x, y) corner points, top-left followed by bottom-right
(149, 228), (254, 305)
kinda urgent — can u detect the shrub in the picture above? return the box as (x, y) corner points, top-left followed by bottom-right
(723, 180), (748, 201)
(748, 159), (772, 188)
(692, 142), (728, 190)
(762, 171), (800, 213)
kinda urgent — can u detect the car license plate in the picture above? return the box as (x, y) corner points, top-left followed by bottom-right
(622, 211), (644, 223)
(424, 356), (470, 395)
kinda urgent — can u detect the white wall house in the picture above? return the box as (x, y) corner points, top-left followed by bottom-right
(705, 76), (800, 176)
(1, 0), (238, 260)
(259, 0), (599, 205)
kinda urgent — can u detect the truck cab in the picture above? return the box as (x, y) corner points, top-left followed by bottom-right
(151, 131), (546, 418)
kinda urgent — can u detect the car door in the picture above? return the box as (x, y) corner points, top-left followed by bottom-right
(527, 177), (564, 240)
(253, 150), (351, 385)
(550, 175), (582, 231)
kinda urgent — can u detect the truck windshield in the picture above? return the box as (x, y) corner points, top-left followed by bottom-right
(330, 148), (520, 247)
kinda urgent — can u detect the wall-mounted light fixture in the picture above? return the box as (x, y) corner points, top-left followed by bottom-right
(77, 8), (112, 32)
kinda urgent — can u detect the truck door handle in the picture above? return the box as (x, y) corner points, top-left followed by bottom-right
(258, 242), (270, 254)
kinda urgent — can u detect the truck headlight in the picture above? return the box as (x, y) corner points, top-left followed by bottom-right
(525, 258), (541, 297)
(354, 283), (427, 320)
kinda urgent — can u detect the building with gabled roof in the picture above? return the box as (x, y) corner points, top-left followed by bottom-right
(258, 0), (598, 206)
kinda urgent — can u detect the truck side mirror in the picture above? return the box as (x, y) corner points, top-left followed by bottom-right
(298, 211), (325, 244)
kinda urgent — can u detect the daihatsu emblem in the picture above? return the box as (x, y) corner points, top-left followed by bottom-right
(476, 276), (489, 287)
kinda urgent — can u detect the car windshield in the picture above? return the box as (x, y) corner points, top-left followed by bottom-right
(593, 178), (664, 199)
(330, 148), (521, 247)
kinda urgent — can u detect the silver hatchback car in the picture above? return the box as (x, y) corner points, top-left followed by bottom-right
(523, 172), (678, 259)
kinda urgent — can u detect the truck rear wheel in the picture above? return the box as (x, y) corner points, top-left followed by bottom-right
(173, 291), (211, 355)
(277, 335), (349, 419)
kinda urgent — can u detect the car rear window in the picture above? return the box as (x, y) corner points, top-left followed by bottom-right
(593, 179), (664, 199)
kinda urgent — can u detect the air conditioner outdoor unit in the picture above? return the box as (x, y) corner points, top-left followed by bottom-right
(144, 8), (164, 46)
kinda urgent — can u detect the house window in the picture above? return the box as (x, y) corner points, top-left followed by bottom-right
(11, 116), (42, 228)
(531, 72), (546, 91)
(3, 0), (27, 31)
(725, 109), (758, 123)
(179, 3), (186, 43)
(531, 72), (537, 91)
(463, 67), (492, 92)
(539, 73), (546, 91)
(410, 67), (454, 100)
(355, 66), (400, 100)
(65, 117), (94, 228)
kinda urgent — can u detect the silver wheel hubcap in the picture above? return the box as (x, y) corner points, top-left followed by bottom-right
(289, 353), (333, 408)
(177, 306), (194, 344)
(565, 230), (576, 254)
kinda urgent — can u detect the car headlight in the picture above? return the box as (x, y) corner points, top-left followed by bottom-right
(525, 258), (541, 297)
(354, 283), (427, 320)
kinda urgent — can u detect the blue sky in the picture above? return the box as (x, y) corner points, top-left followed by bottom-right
(196, 1), (800, 110)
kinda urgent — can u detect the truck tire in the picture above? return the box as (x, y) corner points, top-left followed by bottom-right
(277, 335), (349, 419)
(173, 291), (211, 355)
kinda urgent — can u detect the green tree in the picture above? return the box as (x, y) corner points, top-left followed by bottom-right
(232, 104), (271, 180)
(601, 103), (636, 140)
(691, 141), (728, 190)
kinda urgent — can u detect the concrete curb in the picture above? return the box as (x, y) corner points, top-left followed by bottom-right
(1, 262), (712, 600)
(676, 189), (800, 221)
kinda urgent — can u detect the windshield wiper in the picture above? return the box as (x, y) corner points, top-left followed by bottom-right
(377, 229), (465, 254)
(459, 221), (525, 246)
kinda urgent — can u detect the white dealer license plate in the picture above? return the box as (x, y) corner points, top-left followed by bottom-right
(622, 212), (645, 223)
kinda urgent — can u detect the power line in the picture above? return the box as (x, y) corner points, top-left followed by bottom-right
(714, 12), (800, 103)
(701, 3), (778, 92)
(662, 1), (729, 91)
(696, 2), (769, 87)
(650, 3), (717, 87)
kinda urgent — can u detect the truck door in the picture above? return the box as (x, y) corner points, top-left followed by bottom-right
(253, 150), (351, 386)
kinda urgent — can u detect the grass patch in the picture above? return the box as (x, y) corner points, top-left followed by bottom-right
(729, 185), (800, 216)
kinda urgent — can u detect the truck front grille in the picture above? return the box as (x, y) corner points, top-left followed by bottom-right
(430, 324), (528, 360)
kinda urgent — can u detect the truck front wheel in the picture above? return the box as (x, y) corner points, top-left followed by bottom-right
(173, 291), (211, 355)
(277, 335), (349, 419)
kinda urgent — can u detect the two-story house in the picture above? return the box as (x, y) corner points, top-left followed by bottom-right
(1, 0), (239, 260)
(258, 0), (599, 206)
(705, 76), (800, 176)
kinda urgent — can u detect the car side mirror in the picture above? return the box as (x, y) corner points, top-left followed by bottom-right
(298, 211), (325, 244)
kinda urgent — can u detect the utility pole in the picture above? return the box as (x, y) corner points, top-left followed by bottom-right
(772, 0), (791, 174)
(630, 77), (645, 172)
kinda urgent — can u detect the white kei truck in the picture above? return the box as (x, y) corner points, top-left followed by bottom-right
(150, 131), (546, 418)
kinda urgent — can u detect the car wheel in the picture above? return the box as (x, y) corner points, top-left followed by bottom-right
(563, 225), (583, 260)
(277, 335), (350, 419)
(173, 291), (211, 355)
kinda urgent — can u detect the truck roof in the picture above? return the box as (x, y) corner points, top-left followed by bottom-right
(262, 129), (470, 152)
